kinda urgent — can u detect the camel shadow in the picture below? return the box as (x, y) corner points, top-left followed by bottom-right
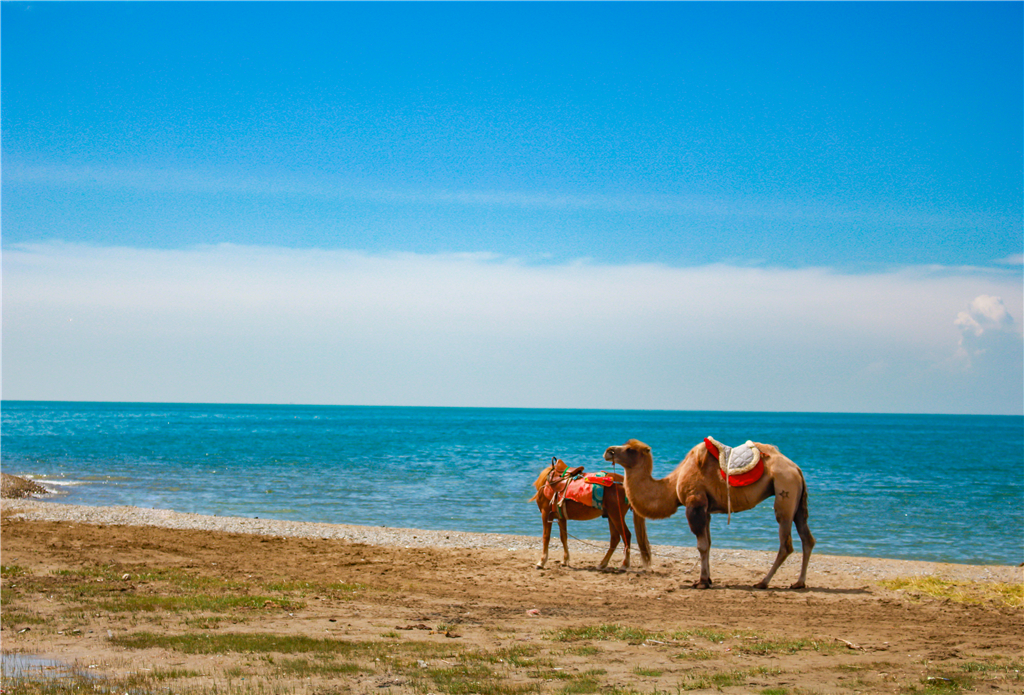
(546, 564), (636, 575)
(692, 583), (872, 596)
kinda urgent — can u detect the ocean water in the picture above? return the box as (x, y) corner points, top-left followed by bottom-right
(2, 401), (1021, 566)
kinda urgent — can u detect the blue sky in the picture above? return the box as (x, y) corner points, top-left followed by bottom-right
(2, 2), (1022, 414)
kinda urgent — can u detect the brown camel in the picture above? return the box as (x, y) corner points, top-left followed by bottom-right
(530, 459), (651, 571)
(604, 439), (813, 589)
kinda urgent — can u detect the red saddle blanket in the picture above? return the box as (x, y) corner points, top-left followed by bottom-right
(561, 478), (597, 507)
(582, 471), (618, 487)
(704, 437), (765, 487)
(543, 470), (621, 510)
(718, 462), (764, 487)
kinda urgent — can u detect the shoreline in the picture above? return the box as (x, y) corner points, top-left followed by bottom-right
(4, 498), (1020, 584)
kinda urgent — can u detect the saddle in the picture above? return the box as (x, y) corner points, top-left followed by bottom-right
(704, 437), (765, 487)
(543, 458), (622, 518)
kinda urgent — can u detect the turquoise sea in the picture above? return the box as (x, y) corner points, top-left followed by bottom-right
(2, 401), (1021, 566)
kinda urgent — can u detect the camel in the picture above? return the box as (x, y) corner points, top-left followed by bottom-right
(530, 458), (651, 571)
(603, 439), (813, 589)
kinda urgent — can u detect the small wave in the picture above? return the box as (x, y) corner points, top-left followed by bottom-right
(23, 476), (89, 494)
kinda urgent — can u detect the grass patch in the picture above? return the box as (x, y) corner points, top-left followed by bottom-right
(111, 631), (368, 655)
(678, 667), (783, 692)
(1, 564), (27, 577)
(122, 667), (204, 685)
(961, 658), (1023, 674)
(961, 661), (999, 672)
(633, 666), (663, 677)
(900, 672), (975, 693)
(544, 624), (667, 643)
(565, 645), (600, 657)
(9, 564), (309, 618)
(275, 657), (368, 676)
(0, 609), (52, 629)
(737, 634), (837, 655)
(881, 576), (1024, 608)
(265, 579), (368, 597)
(0, 665), (205, 695)
(56, 566), (244, 591)
(419, 662), (535, 695)
(530, 668), (578, 681)
(111, 631), (460, 665)
(545, 623), (827, 657)
(490, 644), (542, 666)
(558, 677), (600, 694)
(96, 594), (301, 613)
(674, 627), (728, 643)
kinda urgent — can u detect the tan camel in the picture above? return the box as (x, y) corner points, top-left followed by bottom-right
(530, 459), (651, 571)
(604, 439), (814, 589)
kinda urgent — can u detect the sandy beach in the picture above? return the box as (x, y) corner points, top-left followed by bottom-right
(2, 498), (1021, 694)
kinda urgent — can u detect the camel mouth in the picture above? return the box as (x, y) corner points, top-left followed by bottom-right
(603, 447), (625, 466)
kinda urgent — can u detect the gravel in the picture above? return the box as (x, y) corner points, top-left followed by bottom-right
(1, 474), (50, 499)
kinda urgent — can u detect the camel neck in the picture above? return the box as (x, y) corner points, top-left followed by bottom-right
(623, 462), (679, 520)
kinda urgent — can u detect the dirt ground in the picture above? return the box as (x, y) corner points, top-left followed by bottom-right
(1, 514), (1021, 694)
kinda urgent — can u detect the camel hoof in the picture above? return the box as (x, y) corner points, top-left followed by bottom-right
(535, 564), (545, 570)
(692, 580), (712, 589)
(789, 581), (806, 590)
(754, 581), (770, 590)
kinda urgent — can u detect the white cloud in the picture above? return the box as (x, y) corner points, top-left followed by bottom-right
(3, 242), (1022, 414)
(955, 295), (1022, 369)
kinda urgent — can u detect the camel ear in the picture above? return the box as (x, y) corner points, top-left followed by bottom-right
(643, 446), (651, 454)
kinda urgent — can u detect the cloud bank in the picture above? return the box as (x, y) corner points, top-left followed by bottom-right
(3, 242), (1021, 414)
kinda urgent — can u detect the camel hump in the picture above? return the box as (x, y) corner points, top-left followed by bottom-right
(751, 442), (781, 456)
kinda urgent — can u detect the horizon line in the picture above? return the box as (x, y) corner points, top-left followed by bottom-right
(2, 399), (1020, 419)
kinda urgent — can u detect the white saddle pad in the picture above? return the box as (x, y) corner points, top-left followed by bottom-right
(704, 437), (761, 475)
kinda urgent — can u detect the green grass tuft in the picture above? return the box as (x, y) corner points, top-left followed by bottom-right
(881, 576), (1023, 608)
(544, 624), (666, 643)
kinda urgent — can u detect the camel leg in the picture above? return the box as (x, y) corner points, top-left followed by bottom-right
(618, 509), (632, 570)
(756, 491), (798, 588)
(756, 520), (793, 589)
(557, 516), (570, 567)
(536, 508), (553, 569)
(598, 517), (620, 570)
(610, 492), (631, 570)
(633, 514), (652, 570)
(790, 484), (815, 589)
(686, 499), (713, 588)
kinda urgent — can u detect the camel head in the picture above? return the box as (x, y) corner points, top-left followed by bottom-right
(603, 439), (652, 470)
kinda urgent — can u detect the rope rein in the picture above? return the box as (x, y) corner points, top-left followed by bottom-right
(725, 448), (733, 525)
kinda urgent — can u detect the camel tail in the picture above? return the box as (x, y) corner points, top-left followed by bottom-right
(796, 474), (810, 523)
(529, 462), (558, 503)
(633, 513), (652, 568)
